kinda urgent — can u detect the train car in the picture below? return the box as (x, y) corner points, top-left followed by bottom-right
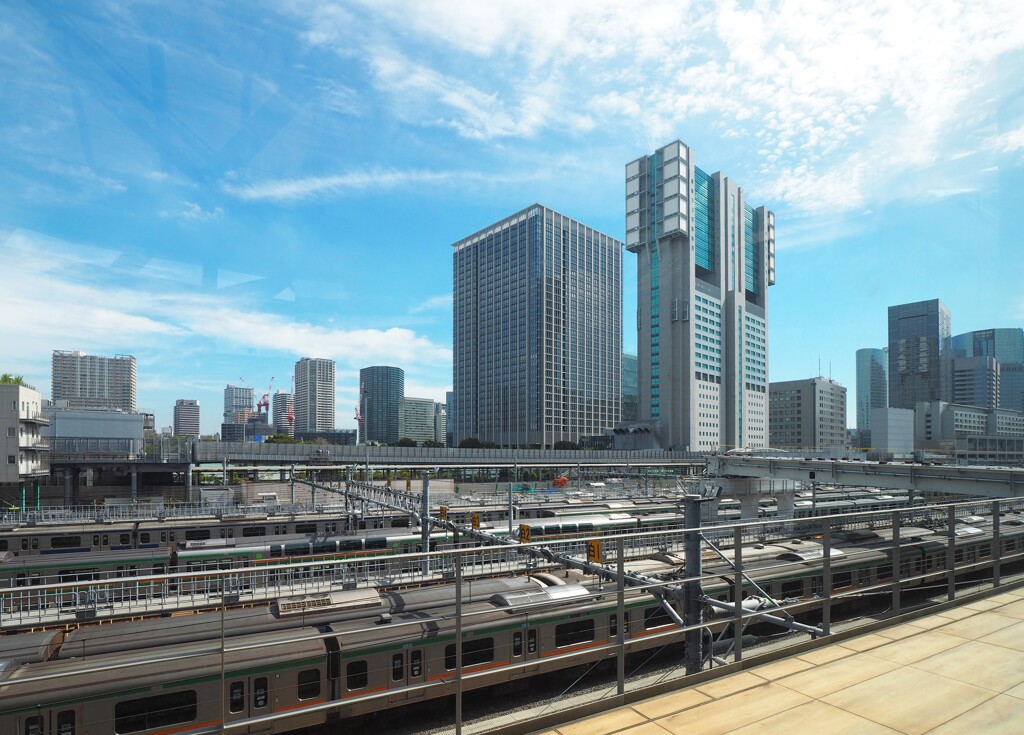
(0, 627), (327, 735)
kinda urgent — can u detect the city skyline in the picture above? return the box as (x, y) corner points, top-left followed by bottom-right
(1, 3), (1022, 435)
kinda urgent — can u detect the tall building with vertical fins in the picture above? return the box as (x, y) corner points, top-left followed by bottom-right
(294, 358), (335, 434)
(625, 141), (775, 451)
(453, 205), (622, 448)
(887, 299), (951, 409)
(359, 366), (404, 445)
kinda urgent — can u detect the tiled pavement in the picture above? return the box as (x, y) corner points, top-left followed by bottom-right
(535, 586), (1024, 735)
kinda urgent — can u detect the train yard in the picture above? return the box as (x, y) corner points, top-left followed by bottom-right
(1, 475), (1023, 735)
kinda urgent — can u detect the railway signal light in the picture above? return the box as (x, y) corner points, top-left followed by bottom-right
(439, 505), (448, 521)
(587, 540), (602, 564)
(472, 512), (480, 530)
(519, 524), (531, 543)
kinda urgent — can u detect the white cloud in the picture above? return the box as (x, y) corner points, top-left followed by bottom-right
(288, 0), (1024, 213)
(409, 294), (452, 314)
(0, 229), (453, 373)
(159, 201), (224, 223)
(989, 126), (1024, 153)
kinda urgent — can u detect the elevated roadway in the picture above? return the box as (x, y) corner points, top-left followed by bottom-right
(707, 456), (1024, 498)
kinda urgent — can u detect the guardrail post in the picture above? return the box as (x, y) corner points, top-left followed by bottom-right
(947, 505), (956, 601)
(684, 494), (703, 675)
(891, 511), (901, 615)
(821, 519), (832, 636)
(992, 500), (1001, 589)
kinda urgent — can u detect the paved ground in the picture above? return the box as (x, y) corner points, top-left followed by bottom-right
(537, 586), (1024, 735)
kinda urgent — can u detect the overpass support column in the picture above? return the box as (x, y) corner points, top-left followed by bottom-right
(131, 466), (138, 501)
(185, 463), (193, 501)
(775, 492), (795, 518)
(64, 471), (72, 506)
(739, 494), (760, 521)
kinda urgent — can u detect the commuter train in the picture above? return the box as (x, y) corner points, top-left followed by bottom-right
(0, 513), (689, 597)
(1, 513), (1022, 735)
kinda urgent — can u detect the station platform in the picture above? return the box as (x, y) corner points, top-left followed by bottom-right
(537, 586), (1024, 735)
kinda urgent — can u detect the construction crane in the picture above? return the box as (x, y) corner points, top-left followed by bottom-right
(256, 376), (274, 417)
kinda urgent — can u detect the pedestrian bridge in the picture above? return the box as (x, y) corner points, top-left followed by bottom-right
(707, 455), (1024, 498)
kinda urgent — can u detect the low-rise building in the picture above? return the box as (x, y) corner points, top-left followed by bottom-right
(0, 382), (49, 488)
(768, 377), (848, 451)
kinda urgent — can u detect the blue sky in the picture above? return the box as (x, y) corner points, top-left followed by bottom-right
(1, 1), (1022, 436)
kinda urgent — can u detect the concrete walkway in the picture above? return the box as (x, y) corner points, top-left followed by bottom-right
(538, 586), (1024, 735)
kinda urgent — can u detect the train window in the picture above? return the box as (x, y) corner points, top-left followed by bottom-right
(92, 535), (99, 547)
(57, 710), (75, 735)
(347, 661), (368, 690)
(780, 579), (802, 597)
(253, 678), (268, 709)
(228, 529), (234, 538)
(229, 681), (245, 713)
(103, 535), (109, 545)
(31, 538), (38, 550)
(160, 532), (167, 543)
(610, 614), (618, 638)
(811, 577), (823, 594)
(955, 549), (964, 564)
(833, 571), (852, 589)
(0, 539), (6, 551)
(326, 522), (338, 533)
(219, 529), (226, 539)
(24, 715), (42, 735)
(185, 530), (211, 541)
(561, 523), (578, 533)
(140, 533), (151, 544)
(980, 544), (991, 558)
(365, 538), (387, 550)
(338, 540), (362, 551)
(297, 669), (321, 700)
(445, 638), (495, 670)
(295, 523), (317, 534)
(284, 543), (309, 556)
(51, 536), (82, 548)
(243, 527), (266, 537)
(513, 631), (523, 656)
(311, 542), (335, 554)
(859, 569), (872, 586)
(114, 690), (197, 733)
(528, 629), (537, 653)
(556, 619), (595, 647)
(392, 653), (404, 681)
(410, 650), (422, 677)
(169, 532), (175, 542)
(878, 565), (892, 580)
(644, 607), (673, 630)
(21, 538), (28, 550)
(118, 534), (130, 545)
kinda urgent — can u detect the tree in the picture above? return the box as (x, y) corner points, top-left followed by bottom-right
(459, 437), (483, 448)
(552, 440), (580, 450)
(396, 437), (417, 447)
(421, 439), (445, 448)
(0, 373), (26, 385)
(264, 434), (296, 444)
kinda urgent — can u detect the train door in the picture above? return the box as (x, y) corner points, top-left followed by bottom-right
(20, 706), (80, 735)
(224, 674), (272, 734)
(387, 645), (426, 704)
(511, 625), (540, 679)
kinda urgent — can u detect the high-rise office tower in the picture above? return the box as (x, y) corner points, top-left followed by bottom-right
(952, 328), (1024, 363)
(223, 384), (253, 425)
(953, 356), (1000, 409)
(52, 350), (137, 413)
(768, 377), (847, 450)
(887, 299), (951, 409)
(434, 402), (447, 446)
(399, 397), (435, 445)
(952, 328), (1024, 411)
(294, 358), (335, 433)
(272, 391), (294, 437)
(172, 399), (200, 437)
(453, 205), (622, 447)
(626, 141), (775, 451)
(445, 391), (455, 448)
(359, 366), (404, 445)
(855, 348), (888, 448)
(622, 353), (639, 422)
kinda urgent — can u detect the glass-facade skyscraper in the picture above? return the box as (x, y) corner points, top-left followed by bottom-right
(626, 141), (775, 451)
(887, 299), (951, 409)
(452, 205), (622, 447)
(359, 366), (404, 445)
(622, 352), (639, 422)
(855, 348), (888, 448)
(952, 327), (1024, 411)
